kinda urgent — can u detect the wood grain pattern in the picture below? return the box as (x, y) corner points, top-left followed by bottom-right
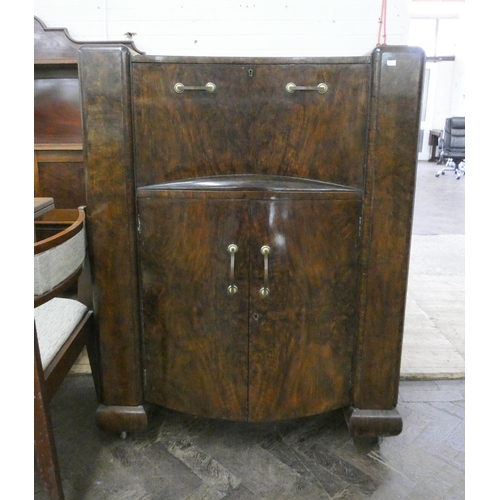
(34, 15), (144, 211)
(353, 46), (425, 411)
(132, 61), (369, 189)
(34, 78), (82, 145)
(139, 197), (250, 420)
(138, 185), (361, 422)
(35, 150), (86, 208)
(79, 46), (143, 411)
(79, 46), (425, 436)
(248, 198), (361, 421)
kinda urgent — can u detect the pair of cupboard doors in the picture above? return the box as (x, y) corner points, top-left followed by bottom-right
(138, 178), (362, 423)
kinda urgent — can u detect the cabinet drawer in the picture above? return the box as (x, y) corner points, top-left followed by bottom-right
(132, 61), (369, 188)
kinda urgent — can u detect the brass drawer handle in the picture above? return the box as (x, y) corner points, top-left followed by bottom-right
(285, 82), (328, 94)
(174, 82), (217, 93)
(227, 244), (238, 295)
(259, 245), (271, 298)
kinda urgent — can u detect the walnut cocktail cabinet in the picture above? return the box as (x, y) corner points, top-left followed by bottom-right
(78, 45), (425, 438)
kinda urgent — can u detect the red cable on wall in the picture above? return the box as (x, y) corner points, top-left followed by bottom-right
(377, 0), (388, 46)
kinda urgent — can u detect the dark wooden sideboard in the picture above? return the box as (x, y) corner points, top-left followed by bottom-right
(79, 45), (425, 438)
(34, 16), (143, 208)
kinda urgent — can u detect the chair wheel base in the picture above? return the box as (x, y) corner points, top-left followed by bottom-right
(436, 158), (465, 180)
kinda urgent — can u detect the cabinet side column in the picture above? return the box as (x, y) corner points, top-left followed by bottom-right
(348, 46), (425, 437)
(79, 45), (147, 432)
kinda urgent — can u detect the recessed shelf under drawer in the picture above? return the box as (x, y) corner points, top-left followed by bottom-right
(138, 174), (362, 200)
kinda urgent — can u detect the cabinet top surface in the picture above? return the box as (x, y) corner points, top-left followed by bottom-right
(129, 45), (422, 66)
(132, 54), (371, 66)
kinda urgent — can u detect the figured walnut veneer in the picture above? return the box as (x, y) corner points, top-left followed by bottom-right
(79, 45), (425, 437)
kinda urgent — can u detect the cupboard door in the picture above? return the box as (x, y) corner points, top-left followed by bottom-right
(248, 199), (361, 421)
(138, 198), (250, 420)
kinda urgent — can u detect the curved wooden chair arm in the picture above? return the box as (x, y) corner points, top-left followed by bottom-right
(35, 208), (85, 254)
(34, 208), (86, 308)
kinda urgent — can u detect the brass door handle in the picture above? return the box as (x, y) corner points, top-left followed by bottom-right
(227, 244), (238, 294)
(285, 82), (328, 94)
(174, 82), (217, 93)
(259, 245), (271, 298)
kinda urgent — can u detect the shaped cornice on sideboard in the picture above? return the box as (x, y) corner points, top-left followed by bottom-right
(34, 16), (145, 208)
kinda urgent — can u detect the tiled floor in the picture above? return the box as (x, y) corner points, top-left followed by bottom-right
(36, 376), (465, 500)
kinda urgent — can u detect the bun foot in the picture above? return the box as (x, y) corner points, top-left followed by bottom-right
(344, 407), (403, 438)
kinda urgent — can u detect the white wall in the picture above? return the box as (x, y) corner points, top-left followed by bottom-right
(34, 0), (412, 57)
(409, 1), (465, 125)
(432, 61), (456, 126)
(450, 28), (465, 118)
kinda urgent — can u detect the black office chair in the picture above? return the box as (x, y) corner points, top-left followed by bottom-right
(436, 117), (465, 180)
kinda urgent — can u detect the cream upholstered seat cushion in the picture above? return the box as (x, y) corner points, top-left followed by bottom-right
(35, 298), (88, 370)
(34, 229), (86, 297)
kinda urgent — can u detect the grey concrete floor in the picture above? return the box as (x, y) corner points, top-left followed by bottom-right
(401, 161), (465, 379)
